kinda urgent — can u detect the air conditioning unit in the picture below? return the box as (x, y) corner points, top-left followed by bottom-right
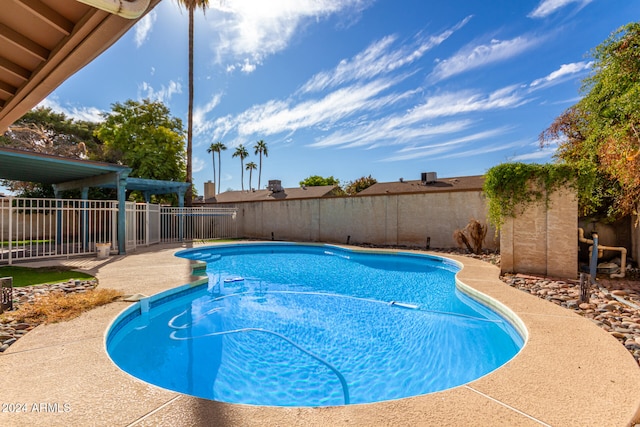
(421, 172), (437, 185)
(267, 179), (284, 193)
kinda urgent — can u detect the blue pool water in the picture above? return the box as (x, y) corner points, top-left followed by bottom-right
(106, 243), (523, 407)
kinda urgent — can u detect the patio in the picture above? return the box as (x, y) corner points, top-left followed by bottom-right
(0, 242), (638, 426)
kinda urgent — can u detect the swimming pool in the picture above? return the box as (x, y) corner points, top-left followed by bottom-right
(106, 243), (524, 407)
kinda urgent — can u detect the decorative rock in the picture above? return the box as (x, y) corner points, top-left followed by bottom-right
(566, 300), (579, 309)
(0, 278), (98, 351)
(499, 266), (640, 368)
(3, 337), (17, 346)
(13, 323), (30, 330)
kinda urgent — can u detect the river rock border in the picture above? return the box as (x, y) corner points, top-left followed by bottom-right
(502, 273), (640, 367)
(0, 279), (97, 352)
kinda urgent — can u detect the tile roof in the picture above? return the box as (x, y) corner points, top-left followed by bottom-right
(199, 185), (340, 204)
(356, 175), (485, 196)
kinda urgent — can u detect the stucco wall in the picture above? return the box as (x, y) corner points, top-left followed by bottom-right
(500, 187), (578, 278)
(235, 190), (497, 250)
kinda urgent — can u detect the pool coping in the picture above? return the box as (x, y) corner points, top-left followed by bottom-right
(1, 241), (639, 426)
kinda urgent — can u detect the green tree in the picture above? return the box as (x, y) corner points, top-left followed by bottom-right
(299, 175), (340, 187)
(345, 175), (377, 195)
(1, 107), (102, 197)
(540, 22), (640, 220)
(245, 161), (257, 190)
(232, 144), (249, 191)
(1, 106), (100, 157)
(177, 0), (210, 206)
(95, 99), (186, 184)
(253, 139), (268, 189)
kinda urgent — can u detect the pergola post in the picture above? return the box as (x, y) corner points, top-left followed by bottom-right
(177, 187), (185, 241)
(117, 172), (129, 254)
(81, 187), (89, 251)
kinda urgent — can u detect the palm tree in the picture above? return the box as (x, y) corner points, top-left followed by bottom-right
(213, 141), (227, 194)
(232, 144), (249, 191)
(253, 140), (268, 189)
(206, 142), (217, 196)
(206, 141), (226, 195)
(177, 0), (210, 206)
(245, 161), (257, 191)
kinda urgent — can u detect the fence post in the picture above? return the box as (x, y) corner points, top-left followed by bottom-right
(7, 198), (13, 265)
(1, 276), (12, 312)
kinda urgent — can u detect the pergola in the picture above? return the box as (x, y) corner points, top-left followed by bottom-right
(0, 146), (190, 254)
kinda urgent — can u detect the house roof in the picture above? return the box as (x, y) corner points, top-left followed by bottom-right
(356, 175), (485, 196)
(0, 0), (162, 132)
(200, 185), (340, 204)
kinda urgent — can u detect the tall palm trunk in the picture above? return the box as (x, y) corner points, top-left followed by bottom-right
(211, 150), (216, 197)
(258, 151), (262, 190)
(240, 158), (245, 191)
(185, 8), (194, 206)
(217, 153), (222, 194)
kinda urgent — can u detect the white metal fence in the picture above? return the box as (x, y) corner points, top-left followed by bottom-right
(159, 206), (238, 243)
(0, 197), (237, 264)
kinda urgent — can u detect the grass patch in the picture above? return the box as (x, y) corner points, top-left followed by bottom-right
(0, 266), (94, 287)
(0, 288), (123, 324)
(1, 240), (52, 247)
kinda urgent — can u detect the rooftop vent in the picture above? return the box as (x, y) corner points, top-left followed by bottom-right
(421, 172), (437, 185)
(267, 179), (284, 193)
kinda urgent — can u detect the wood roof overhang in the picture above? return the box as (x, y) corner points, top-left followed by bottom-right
(0, 0), (162, 132)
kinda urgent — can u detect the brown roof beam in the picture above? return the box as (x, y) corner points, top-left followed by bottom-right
(0, 80), (17, 98)
(16, 0), (75, 36)
(0, 23), (50, 61)
(0, 56), (31, 82)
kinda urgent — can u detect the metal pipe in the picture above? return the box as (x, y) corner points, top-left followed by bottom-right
(578, 228), (627, 278)
(75, 0), (151, 19)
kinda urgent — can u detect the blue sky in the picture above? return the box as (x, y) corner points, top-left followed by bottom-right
(39, 0), (638, 193)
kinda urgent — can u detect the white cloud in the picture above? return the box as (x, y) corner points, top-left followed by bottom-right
(530, 61), (592, 87)
(511, 144), (557, 161)
(137, 80), (182, 104)
(433, 139), (525, 160)
(209, 0), (372, 73)
(300, 16), (472, 93)
(407, 85), (526, 118)
(312, 119), (473, 149)
(308, 85), (525, 150)
(193, 93), (223, 136)
(529, 0), (593, 18)
(134, 10), (157, 48)
(37, 98), (104, 123)
(211, 77), (406, 140)
(192, 156), (206, 173)
(382, 127), (512, 162)
(429, 36), (539, 83)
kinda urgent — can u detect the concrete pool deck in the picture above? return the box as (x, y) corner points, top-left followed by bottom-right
(1, 242), (639, 427)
